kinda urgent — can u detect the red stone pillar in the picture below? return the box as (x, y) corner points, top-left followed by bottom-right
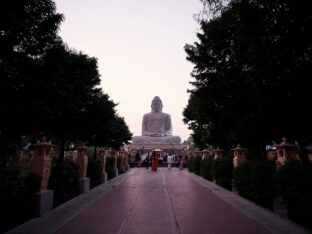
(213, 146), (224, 160)
(29, 139), (54, 215)
(77, 144), (90, 193)
(276, 138), (299, 169)
(232, 144), (247, 168)
(77, 144), (88, 178)
(118, 151), (126, 173)
(29, 140), (53, 192)
(97, 148), (107, 183)
(124, 151), (130, 171)
(110, 150), (119, 178)
(202, 150), (209, 160)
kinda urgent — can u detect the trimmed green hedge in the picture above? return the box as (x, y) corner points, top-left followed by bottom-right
(212, 154), (233, 190)
(275, 161), (312, 229)
(87, 157), (102, 188)
(105, 157), (116, 180)
(233, 160), (276, 209)
(200, 157), (213, 181)
(48, 157), (79, 207)
(0, 168), (40, 233)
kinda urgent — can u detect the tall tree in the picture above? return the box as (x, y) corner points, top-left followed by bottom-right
(184, 0), (312, 160)
(0, 0), (133, 164)
(0, 0), (63, 158)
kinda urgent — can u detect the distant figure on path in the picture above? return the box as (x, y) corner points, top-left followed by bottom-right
(145, 153), (150, 169)
(135, 152), (141, 168)
(178, 155), (184, 170)
(151, 151), (158, 171)
(167, 153), (173, 170)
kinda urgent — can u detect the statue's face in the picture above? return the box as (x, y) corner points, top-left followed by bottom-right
(152, 99), (162, 112)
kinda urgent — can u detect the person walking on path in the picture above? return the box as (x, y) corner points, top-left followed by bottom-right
(167, 153), (173, 170)
(178, 155), (184, 170)
(145, 153), (150, 169)
(151, 151), (158, 171)
(135, 152), (141, 168)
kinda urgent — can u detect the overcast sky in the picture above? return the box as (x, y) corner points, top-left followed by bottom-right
(54, 0), (203, 142)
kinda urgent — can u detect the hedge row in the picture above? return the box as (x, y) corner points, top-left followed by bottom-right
(188, 156), (312, 230)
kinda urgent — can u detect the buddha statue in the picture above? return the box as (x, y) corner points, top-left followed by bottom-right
(132, 96), (181, 144)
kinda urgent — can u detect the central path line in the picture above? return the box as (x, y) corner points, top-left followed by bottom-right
(117, 188), (141, 234)
(162, 172), (181, 234)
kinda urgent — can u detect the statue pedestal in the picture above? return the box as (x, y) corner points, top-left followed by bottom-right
(129, 143), (184, 152)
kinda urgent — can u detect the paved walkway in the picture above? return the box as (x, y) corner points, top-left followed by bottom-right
(8, 168), (310, 234)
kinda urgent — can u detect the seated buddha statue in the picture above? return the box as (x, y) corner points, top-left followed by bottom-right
(132, 96), (181, 144)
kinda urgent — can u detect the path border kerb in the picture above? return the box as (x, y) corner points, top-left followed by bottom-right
(7, 168), (310, 234)
(182, 170), (310, 234)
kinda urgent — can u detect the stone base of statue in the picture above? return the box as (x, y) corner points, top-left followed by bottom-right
(128, 143), (184, 154)
(132, 136), (181, 144)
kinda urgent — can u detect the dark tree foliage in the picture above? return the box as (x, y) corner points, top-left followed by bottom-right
(184, 0), (312, 159)
(1, 0), (132, 163)
(86, 95), (132, 150)
(0, 0), (63, 151)
(36, 44), (132, 159)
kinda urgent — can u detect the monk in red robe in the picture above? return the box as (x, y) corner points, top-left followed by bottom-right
(151, 151), (158, 171)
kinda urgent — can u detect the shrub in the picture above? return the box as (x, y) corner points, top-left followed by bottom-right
(233, 160), (275, 209)
(200, 157), (213, 181)
(212, 153), (233, 190)
(48, 157), (79, 207)
(193, 156), (202, 175)
(105, 157), (116, 180)
(274, 161), (312, 229)
(188, 157), (194, 172)
(87, 157), (102, 188)
(0, 168), (40, 233)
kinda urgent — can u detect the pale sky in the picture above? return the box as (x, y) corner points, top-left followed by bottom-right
(54, 0), (203, 142)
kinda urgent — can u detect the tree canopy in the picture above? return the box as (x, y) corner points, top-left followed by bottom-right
(184, 0), (312, 157)
(1, 0), (132, 162)
(0, 0), (64, 146)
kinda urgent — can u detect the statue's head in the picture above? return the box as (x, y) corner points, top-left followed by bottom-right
(151, 96), (163, 112)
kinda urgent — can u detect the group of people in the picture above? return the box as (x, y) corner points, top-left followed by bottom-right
(167, 154), (184, 170)
(136, 151), (184, 171)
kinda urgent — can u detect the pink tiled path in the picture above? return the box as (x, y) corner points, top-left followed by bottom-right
(55, 168), (271, 234)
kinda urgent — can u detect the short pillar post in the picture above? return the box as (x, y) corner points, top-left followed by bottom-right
(232, 144), (247, 168)
(111, 150), (119, 177)
(29, 138), (54, 216)
(97, 148), (107, 183)
(118, 151), (126, 173)
(276, 137), (299, 170)
(213, 146), (224, 160)
(77, 144), (90, 194)
(124, 152), (129, 171)
(202, 150), (209, 160)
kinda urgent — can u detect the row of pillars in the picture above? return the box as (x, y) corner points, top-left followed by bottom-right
(187, 138), (301, 169)
(28, 139), (129, 216)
